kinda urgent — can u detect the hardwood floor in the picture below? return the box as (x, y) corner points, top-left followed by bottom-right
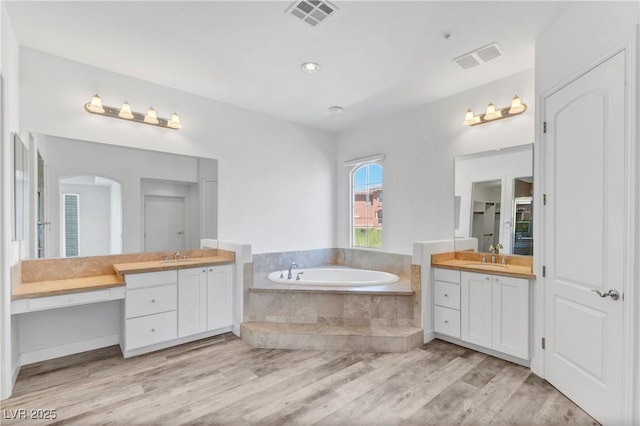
(1, 334), (598, 425)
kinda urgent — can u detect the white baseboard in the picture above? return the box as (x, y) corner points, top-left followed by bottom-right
(434, 333), (530, 367)
(20, 335), (120, 366)
(122, 327), (233, 358)
(423, 329), (435, 343)
(11, 358), (21, 387)
(232, 324), (240, 336)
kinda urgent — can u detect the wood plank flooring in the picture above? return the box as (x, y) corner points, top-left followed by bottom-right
(1, 334), (598, 425)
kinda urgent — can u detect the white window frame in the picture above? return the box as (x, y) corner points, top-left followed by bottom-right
(349, 161), (383, 249)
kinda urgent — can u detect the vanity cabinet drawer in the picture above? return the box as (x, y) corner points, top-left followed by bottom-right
(433, 268), (461, 284)
(434, 305), (461, 339)
(125, 270), (177, 290)
(126, 284), (177, 319)
(125, 311), (177, 350)
(434, 281), (460, 310)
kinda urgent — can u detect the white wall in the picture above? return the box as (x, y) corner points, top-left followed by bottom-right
(20, 49), (337, 255)
(0, 1), (22, 400)
(337, 69), (534, 255)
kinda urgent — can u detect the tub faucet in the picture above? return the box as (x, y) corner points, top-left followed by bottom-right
(287, 262), (298, 280)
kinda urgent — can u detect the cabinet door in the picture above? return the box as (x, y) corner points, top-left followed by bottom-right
(492, 276), (529, 359)
(207, 264), (233, 330)
(178, 268), (207, 338)
(461, 272), (492, 348)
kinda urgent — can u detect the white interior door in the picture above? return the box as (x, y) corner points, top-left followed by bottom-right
(144, 195), (185, 252)
(543, 51), (626, 424)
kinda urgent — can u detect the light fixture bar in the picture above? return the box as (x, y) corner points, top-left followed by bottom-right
(84, 96), (181, 130)
(464, 95), (527, 126)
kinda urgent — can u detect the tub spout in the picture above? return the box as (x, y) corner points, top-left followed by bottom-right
(287, 262), (298, 279)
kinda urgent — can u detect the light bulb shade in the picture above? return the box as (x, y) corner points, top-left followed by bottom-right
(118, 102), (134, 119)
(300, 62), (320, 73)
(87, 94), (105, 113)
(508, 95), (526, 114)
(463, 108), (480, 125)
(167, 113), (182, 129)
(144, 107), (159, 124)
(483, 102), (502, 120)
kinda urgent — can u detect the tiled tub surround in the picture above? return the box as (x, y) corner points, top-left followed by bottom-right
(242, 248), (423, 352)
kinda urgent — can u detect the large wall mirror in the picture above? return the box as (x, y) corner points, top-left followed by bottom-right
(454, 144), (533, 255)
(32, 133), (218, 259)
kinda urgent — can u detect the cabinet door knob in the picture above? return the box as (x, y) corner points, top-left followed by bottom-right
(485, 277), (490, 281)
(151, 328), (155, 332)
(202, 269), (206, 273)
(444, 320), (449, 324)
(151, 299), (156, 303)
(444, 294), (449, 297)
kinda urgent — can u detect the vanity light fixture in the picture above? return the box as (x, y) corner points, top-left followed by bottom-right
(84, 94), (182, 130)
(87, 94), (105, 114)
(144, 107), (159, 124)
(118, 102), (134, 119)
(464, 95), (527, 126)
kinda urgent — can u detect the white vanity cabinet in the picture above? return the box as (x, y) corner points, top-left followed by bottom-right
(178, 268), (208, 338)
(122, 264), (234, 357)
(178, 264), (234, 337)
(123, 270), (178, 352)
(433, 268), (462, 339)
(206, 264), (234, 331)
(461, 271), (529, 360)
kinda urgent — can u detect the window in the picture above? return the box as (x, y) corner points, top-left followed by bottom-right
(63, 193), (79, 257)
(351, 163), (382, 248)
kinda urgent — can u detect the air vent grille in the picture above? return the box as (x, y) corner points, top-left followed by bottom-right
(287, 0), (337, 27)
(452, 42), (504, 70)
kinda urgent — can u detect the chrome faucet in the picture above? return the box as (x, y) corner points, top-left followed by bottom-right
(174, 251), (181, 260)
(488, 244), (503, 264)
(287, 262), (298, 280)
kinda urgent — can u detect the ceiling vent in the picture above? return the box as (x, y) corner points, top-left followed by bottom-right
(287, 0), (338, 27)
(452, 42), (504, 70)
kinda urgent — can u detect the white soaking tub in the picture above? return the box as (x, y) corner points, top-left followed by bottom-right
(267, 267), (399, 286)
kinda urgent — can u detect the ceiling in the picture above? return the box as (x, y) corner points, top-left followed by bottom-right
(5, 1), (568, 133)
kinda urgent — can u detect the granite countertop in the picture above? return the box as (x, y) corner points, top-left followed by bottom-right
(12, 275), (125, 300)
(431, 251), (535, 279)
(12, 250), (236, 300)
(112, 255), (235, 274)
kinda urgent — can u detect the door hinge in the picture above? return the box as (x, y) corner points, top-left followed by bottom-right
(541, 337), (546, 349)
(542, 266), (546, 277)
(543, 121), (547, 133)
(543, 193), (547, 205)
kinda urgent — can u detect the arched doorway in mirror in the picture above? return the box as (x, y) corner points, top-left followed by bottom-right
(58, 175), (122, 257)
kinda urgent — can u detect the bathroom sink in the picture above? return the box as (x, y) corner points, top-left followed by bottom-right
(463, 263), (508, 269)
(159, 258), (200, 264)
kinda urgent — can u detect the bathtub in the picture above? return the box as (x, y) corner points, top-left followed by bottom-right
(267, 267), (400, 286)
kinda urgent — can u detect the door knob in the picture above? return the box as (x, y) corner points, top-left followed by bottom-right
(592, 289), (620, 300)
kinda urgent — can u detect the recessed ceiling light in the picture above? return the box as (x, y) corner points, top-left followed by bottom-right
(328, 105), (343, 114)
(301, 62), (320, 73)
